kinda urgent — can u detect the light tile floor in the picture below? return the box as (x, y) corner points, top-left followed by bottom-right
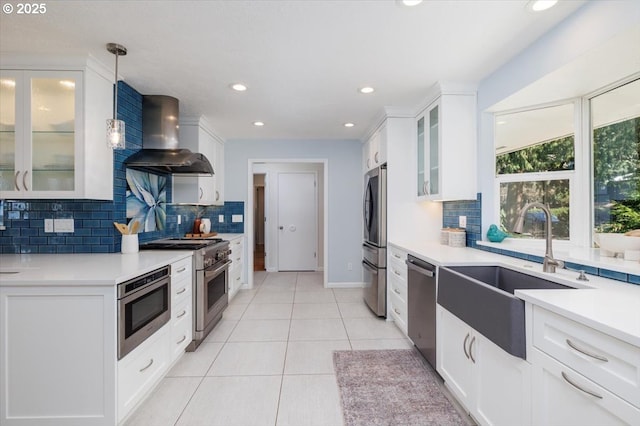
(125, 271), (413, 426)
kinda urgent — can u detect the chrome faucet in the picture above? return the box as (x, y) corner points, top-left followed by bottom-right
(512, 202), (564, 273)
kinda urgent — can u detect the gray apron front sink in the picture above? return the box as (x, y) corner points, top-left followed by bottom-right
(438, 265), (574, 359)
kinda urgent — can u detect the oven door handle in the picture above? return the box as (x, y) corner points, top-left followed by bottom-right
(204, 260), (232, 278)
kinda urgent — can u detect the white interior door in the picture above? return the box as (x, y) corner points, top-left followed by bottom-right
(277, 172), (317, 271)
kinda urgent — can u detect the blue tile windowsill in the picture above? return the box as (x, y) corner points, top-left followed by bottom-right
(475, 240), (640, 286)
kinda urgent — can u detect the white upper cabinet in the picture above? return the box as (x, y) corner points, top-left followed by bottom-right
(416, 83), (477, 201)
(363, 123), (387, 172)
(173, 117), (224, 205)
(0, 59), (113, 199)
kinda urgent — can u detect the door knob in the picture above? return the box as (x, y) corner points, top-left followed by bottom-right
(279, 226), (284, 230)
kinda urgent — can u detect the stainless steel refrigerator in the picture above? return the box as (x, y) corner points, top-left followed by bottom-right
(362, 164), (387, 317)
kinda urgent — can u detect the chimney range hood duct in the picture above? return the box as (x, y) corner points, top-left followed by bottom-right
(124, 95), (214, 175)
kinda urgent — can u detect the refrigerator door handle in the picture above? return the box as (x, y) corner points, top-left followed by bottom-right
(362, 259), (379, 274)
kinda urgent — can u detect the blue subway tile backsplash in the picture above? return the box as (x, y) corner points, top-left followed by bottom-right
(0, 81), (244, 253)
(442, 193), (482, 247)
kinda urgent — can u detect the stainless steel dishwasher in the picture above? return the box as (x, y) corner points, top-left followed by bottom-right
(406, 254), (437, 368)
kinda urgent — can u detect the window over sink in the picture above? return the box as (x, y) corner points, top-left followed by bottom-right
(493, 75), (640, 247)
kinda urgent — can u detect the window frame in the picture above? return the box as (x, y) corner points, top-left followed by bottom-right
(492, 74), (640, 249)
(494, 99), (581, 245)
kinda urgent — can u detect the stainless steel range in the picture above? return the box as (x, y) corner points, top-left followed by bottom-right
(140, 237), (231, 350)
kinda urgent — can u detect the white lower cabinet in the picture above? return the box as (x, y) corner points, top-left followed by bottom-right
(387, 245), (408, 335)
(228, 235), (245, 300)
(530, 305), (640, 425)
(170, 257), (193, 362)
(437, 305), (531, 426)
(532, 348), (639, 426)
(0, 285), (117, 426)
(117, 325), (171, 423)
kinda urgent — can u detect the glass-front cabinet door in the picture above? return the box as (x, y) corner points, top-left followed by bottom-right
(416, 100), (440, 199)
(427, 104), (440, 197)
(0, 70), (81, 197)
(0, 71), (20, 193)
(416, 115), (426, 197)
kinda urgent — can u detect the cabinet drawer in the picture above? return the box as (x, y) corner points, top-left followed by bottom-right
(230, 266), (242, 286)
(171, 276), (192, 306)
(389, 246), (407, 265)
(388, 263), (407, 286)
(171, 299), (192, 361)
(117, 325), (170, 421)
(389, 289), (408, 326)
(388, 272), (407, 304)
(533, 348), (640, 426)
(533, 306), (640, 408)
(171, 257), (192, 281)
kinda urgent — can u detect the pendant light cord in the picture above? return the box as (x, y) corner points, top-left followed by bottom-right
(113, 50), (118, 120)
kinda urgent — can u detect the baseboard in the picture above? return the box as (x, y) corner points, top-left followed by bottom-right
(327, 281), (365, 289)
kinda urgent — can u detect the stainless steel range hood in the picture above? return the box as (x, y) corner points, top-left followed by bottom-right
(124, 95), (214, 175)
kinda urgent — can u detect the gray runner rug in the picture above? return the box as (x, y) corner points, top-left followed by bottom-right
(333, 349), (467, 426)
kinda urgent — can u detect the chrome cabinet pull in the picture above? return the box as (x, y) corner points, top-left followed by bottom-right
(199, 187), (203, 200)
(177, 267), (187, 273)
(139, 358), (154, 372)
(463, 333), (470, 359)
(394, 308), (401, 315)
(393, 253), (401, 259)
(14, 171), (21, 191)
(216, 190), (220, 201)
(23, 170), (28, 191)
(561, 372), (603, 399)
(393, 288), (401, 295)
(177, 310), (187, 318)
(393, 269), (401, 276)
(374, 152), (379, 163)
(469, 336), (476, 363)
(177, 335), (187, 344)
(367, 158), (371, 169)
(176, 287), (187, 295)
(236, 276), (240, 281)
(566, 339), (609, 362)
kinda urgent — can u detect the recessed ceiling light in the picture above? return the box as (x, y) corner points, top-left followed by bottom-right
(253, 121), (265, 127)
(344, 122), (355, 128)
(400, 0), (423, 6)
(359, 86), (375, 94)
(527, 0), (558, 12)
(230, 83), (248, 92)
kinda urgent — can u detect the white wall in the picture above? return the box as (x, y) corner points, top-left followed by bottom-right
(476, 0), (640, 238)
(226, 139), (362, 284)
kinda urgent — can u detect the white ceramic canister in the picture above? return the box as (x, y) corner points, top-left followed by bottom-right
(448, 229), (466, 247)
(200, 218), (212, 234)
(440, 228), (451, 245)
(121, 233), (139, 254)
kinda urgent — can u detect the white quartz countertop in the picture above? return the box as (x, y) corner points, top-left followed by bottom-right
(0, 251), (192, 286)
(391, 239), (640, 347)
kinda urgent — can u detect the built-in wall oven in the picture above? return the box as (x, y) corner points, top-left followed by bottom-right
(117, 266), (171, 359)
(363, 164), (387, 317)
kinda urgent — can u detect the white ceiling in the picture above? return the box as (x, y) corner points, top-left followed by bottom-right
(0, 0), (586, 141)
